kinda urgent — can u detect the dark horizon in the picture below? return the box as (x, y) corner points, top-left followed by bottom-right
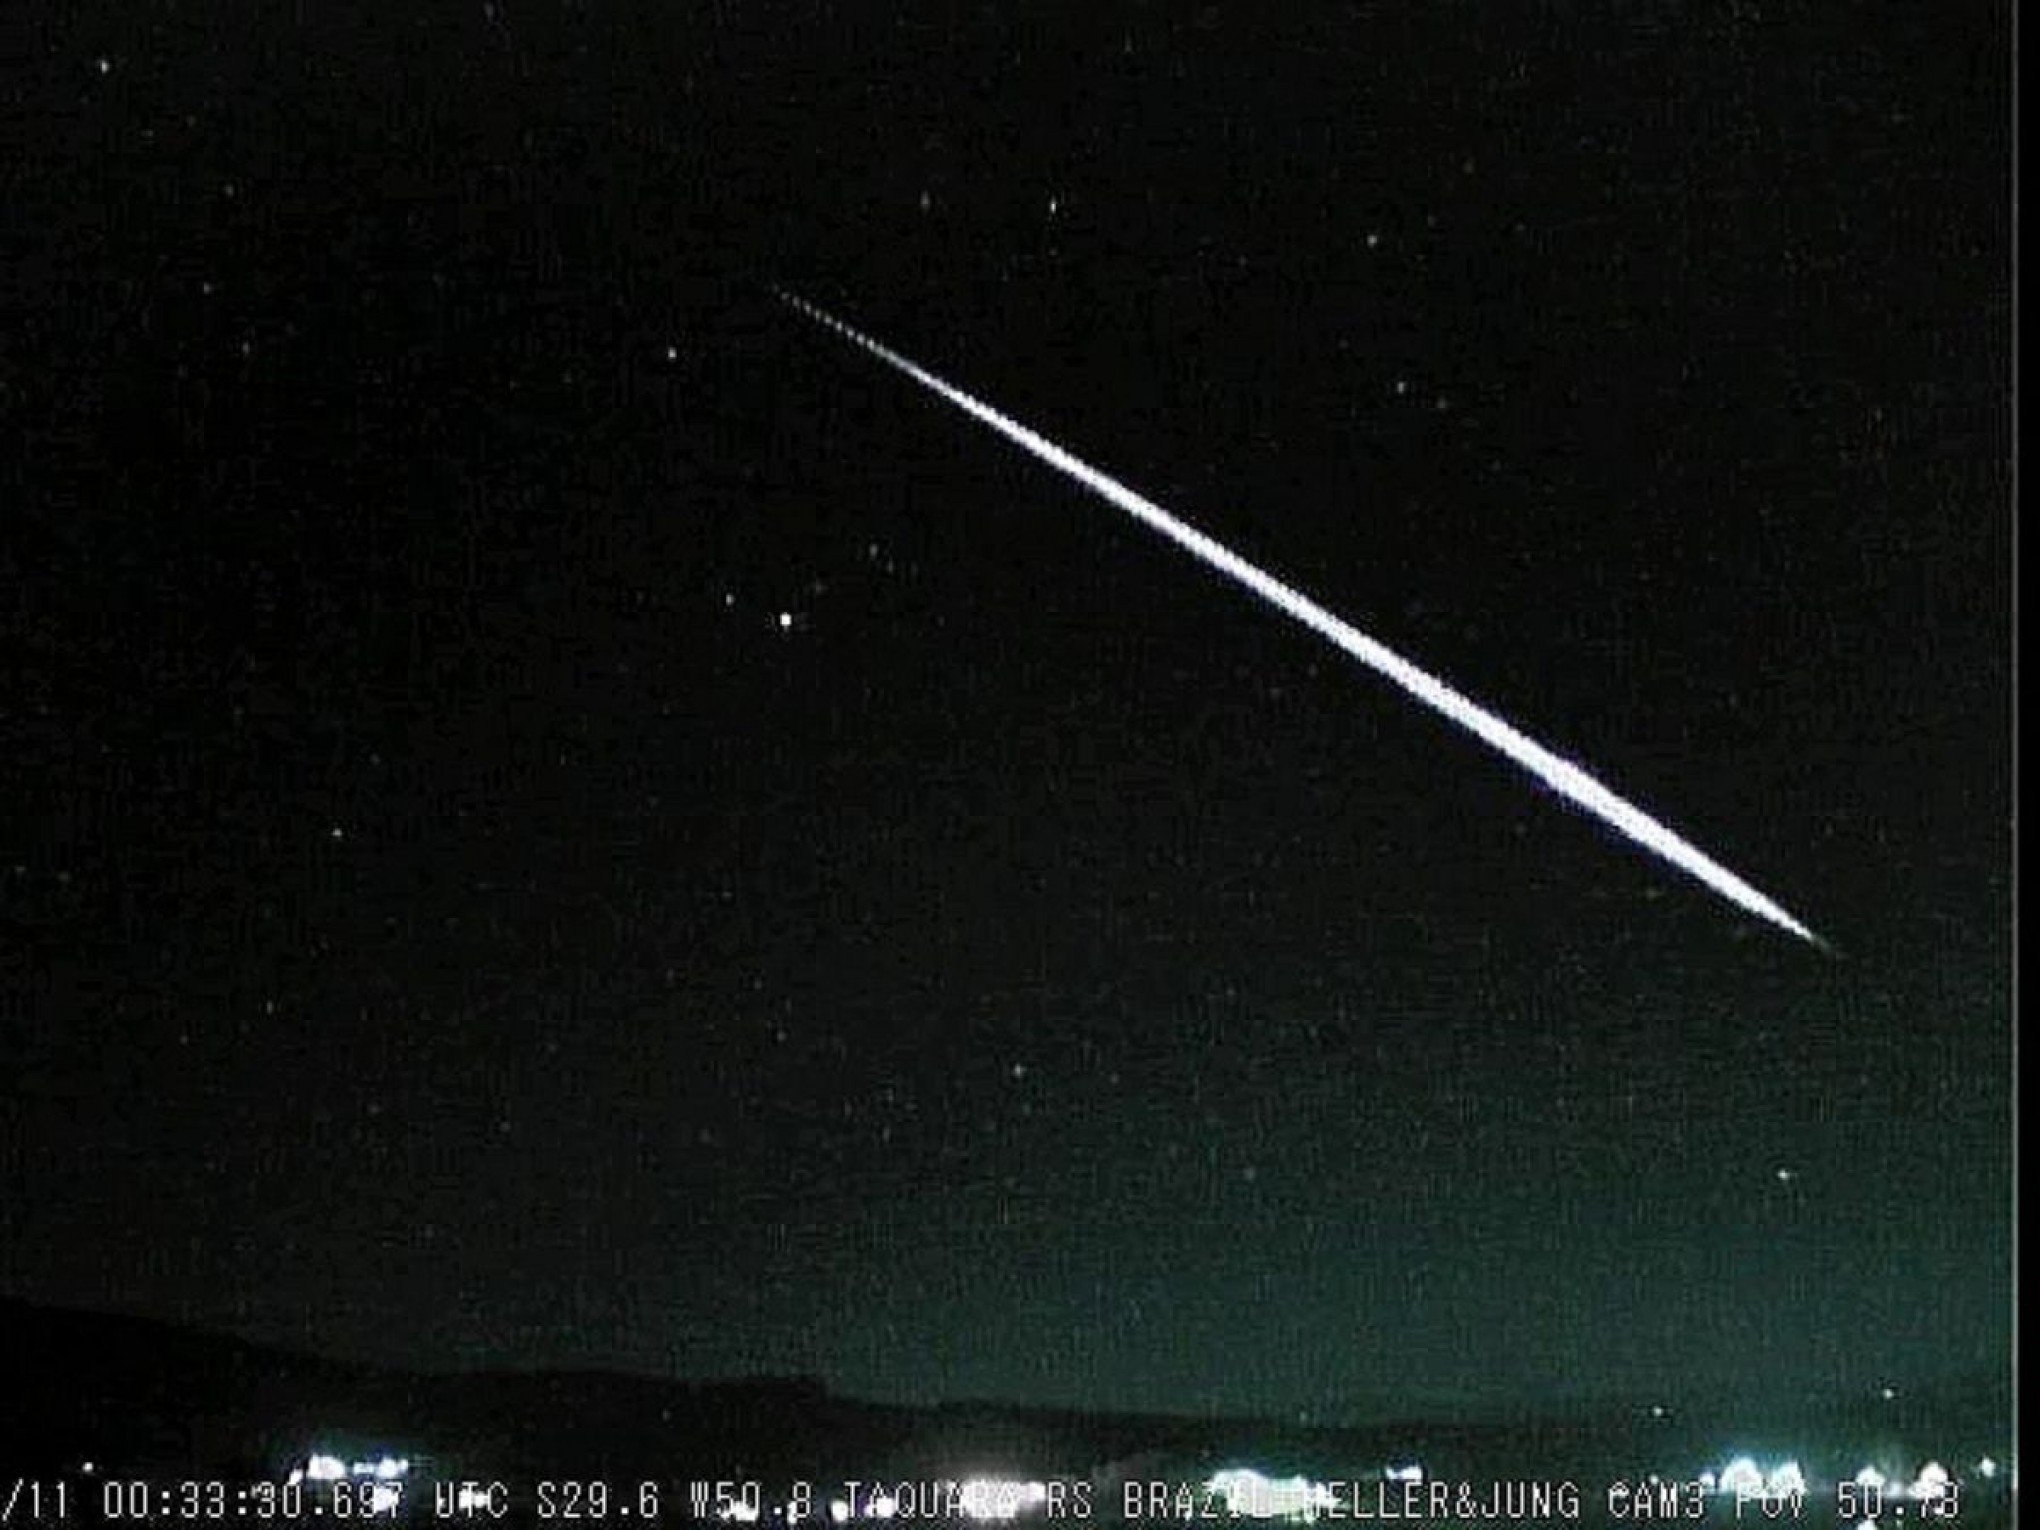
(5, 1292), (2014, 1447)
(5, 0), (2012, 1430)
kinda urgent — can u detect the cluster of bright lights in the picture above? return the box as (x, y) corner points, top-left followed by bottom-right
(1194, 1466), (1433, 1524)
(1712, 1460), (1760, 1498)
(278, 1442), (2002, 1530)
(291, 1454), (408, 1488)
(1712, 1458), (1804, 1499)
(1908, 1463), (1950, 1501)
(789, 1447), (2001, 1530)
(1205, 1469), (1331, 1522)
(1843, 1459), (1980, 1503)
(1706, 1453), (2008, 1509)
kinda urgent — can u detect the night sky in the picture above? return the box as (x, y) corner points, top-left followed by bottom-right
(5, 1), (2011, 1423)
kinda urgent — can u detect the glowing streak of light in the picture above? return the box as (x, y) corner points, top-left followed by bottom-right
(776, 287), (1824, 948)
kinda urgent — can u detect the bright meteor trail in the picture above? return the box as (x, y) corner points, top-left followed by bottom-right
(776, 287), (1824, 948)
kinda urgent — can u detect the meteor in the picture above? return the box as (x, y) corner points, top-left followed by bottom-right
(775, 287), (1823, 948)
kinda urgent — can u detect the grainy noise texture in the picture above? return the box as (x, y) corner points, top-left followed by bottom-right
(3, 0), (2010, 1427)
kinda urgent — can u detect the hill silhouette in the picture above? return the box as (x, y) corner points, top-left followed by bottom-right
(1, 1297), (2013, 1522)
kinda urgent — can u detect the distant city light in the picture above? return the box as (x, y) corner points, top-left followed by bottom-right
(1717, 1459), (1765, 1497)
(1908, 1463), (1950, 1501)
(1766, 1463), (1807, 1498)
(828, 1500), (850, 1525)
(1977, 1457), (1998, 1480)
(1205, 1468), (1325, 1521)
(306, 1456), (346, 1483)
(1386, 1464), (1425, 1484)
(1853, 1467), (1889, 1491)
(1712, 1458), (1805, 1500)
